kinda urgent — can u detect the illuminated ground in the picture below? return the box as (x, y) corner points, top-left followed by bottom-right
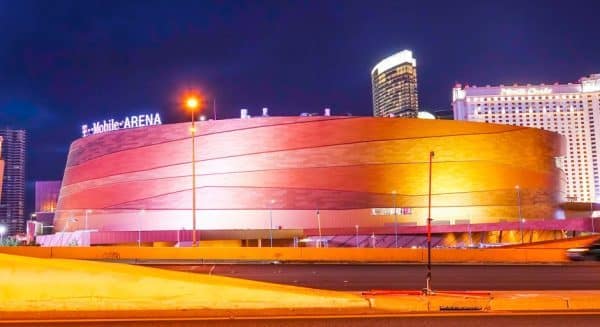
(0, 253), (367, 312)
(2, 253), (600, 322)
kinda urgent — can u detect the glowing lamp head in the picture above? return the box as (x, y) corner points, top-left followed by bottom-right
(186, 97), (199, 110)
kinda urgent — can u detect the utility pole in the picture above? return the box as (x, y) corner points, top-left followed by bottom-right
(393, 191), (398, 248)
(516, 185), (522, 244)
(425, 151), (434, 295)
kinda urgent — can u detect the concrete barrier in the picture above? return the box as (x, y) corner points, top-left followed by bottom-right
(0, 246), (570, 263)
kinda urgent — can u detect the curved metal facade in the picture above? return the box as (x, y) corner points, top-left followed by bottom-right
(55, 117), (565, 233)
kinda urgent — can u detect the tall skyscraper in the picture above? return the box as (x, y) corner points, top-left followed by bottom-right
(371, 50), (419, 118)
(452, 74), (600, 203)
(0, 128), (26, 235)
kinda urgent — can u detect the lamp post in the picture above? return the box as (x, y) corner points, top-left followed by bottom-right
(355, 225), (359, 248)
(425, 150), (434, 295)
(591, 201), (595, 234)
(84, 209), (92, 230)
(515, 185), (523, 244)
(316, 208), (322, 248)
(268, 199), (275, 247)
(185, 96), (200, 247)
(392, 191), (398, 248)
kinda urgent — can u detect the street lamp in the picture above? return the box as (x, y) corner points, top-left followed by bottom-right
(185, 95), (201, 247)
(590, 202), (595, 234)
(515, 185), (523, 244)
(392, 190), (398, 248)
(316, 208), (322, 248)
(0, 225), (6, 244)
(425, 150), (434, 295)
(84, 209), (92, 230)
(268, 199), (275, 247)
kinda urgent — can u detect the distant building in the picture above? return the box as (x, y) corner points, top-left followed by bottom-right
(34, 180), (61, 227)
(371, 50), (419, 118)
(0, 128), (26, 235)
(452, 73), (600, 202)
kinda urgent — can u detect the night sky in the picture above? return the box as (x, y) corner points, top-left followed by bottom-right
(0, 0), (599, 214)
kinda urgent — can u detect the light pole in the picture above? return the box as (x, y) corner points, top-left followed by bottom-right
(355, 225), (359, 248)
(84, 209), (92, 230)
(316, 208), (322, 248)
(516, 185), (523, 244)
(425, 150), (434, 295)
(591, 202), (595, 234)
(0, 225), (6, 244)
(392, 190), (398, 248)
(185, 95), (200, 247)
(268, 199), (275, 247)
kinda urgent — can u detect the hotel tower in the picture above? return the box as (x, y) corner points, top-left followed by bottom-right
(371, 50), (419, 118)
(452, 74), (600, 203)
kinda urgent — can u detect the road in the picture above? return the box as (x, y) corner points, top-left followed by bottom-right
(5, 312), (600, 326)
(145, 263), (600, 291)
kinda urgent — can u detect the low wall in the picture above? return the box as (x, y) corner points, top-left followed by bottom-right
(0, 246), (570, 263)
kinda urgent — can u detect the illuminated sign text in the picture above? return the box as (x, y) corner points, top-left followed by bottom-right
(82, 113), (162, 137)
(500, 87), (552, 96)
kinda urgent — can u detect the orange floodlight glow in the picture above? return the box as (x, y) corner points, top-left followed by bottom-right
(186, 96), (199, 110)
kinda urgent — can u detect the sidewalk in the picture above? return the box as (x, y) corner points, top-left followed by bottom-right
(365, 290), (600, 312)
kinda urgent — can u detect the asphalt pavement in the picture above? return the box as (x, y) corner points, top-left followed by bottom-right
(146, 263), (600, 291)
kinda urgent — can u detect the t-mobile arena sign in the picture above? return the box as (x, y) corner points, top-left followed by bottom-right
(81, 113), (162, 137)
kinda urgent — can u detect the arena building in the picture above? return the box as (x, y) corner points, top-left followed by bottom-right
(39, 116), (573, 247)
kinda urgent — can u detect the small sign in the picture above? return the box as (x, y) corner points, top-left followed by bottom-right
(371, 208), (412, 216)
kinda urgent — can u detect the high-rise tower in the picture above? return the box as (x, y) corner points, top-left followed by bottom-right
(452, 74), (600, 203)
(0, 128), (26, 236)
(371, 50), (419, 118)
